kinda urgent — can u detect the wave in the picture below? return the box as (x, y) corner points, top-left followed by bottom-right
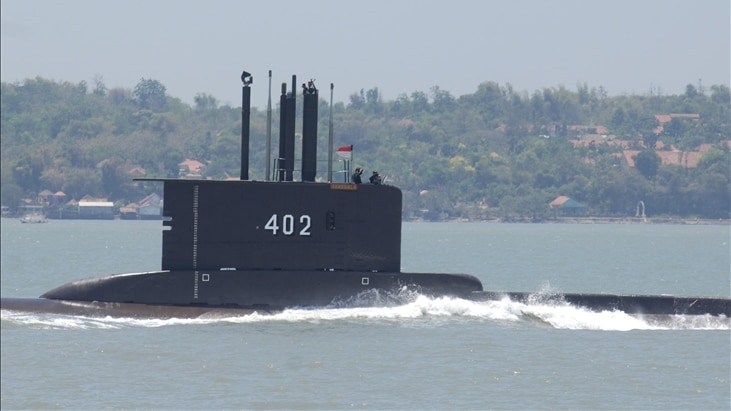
(2, 293), (728, 331)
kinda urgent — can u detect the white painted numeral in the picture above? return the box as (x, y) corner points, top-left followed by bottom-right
(282, 214), (294, 235)
(265, 214), (312, 236)
(300, 215), (311, 236)
(265, 214), (279, 235)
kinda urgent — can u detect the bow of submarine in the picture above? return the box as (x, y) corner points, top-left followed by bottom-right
(38, 269), (485, 310)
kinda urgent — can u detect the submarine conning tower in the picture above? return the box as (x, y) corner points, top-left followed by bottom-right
(240, 72), (319, 183)
(158, 70), (403, 273)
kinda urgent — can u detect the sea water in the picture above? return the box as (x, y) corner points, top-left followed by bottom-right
(2, 220), (730, 410)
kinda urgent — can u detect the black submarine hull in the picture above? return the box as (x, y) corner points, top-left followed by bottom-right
(0, 298), (265, 319)
(38, 270), (484, 309)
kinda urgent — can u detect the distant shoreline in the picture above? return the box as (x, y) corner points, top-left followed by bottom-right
(541, 217), (730, 225)
(4, 215), (730, 226)
(411, 216), (731, 225)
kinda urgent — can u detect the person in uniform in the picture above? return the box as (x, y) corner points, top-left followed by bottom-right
(369, 171), (382, 185)
(352, 167), (363, 184)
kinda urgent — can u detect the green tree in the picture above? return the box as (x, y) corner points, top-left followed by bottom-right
(99, 157), (125, 198)
(663, 117), (687, 138)
(610, 107), (626, 132)
(633, 150), (660, 180)
(133, 78), (167, 111)
(194, 93), (219, 111)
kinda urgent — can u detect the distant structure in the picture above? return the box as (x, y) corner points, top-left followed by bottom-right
(549, 196), (587, 216)
(636, 201), (647, 222)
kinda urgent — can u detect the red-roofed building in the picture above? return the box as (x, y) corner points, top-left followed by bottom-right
(653, 113), (700, 134)
(549, 196), (587, 216)
(179, 159), (206, 178)
(621, 148), (706, 169)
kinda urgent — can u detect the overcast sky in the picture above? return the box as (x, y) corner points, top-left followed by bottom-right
(2, 0), (729, 109)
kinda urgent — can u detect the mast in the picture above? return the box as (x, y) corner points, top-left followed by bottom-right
(240, 70), (252, 180)
(301, 79), (318, 182)
(278, 75), (296, 182)
(265, 70), (272, 181)
(284, 75), (296, 181)
(328, 83), (334, 182)
(278, 82), (287, 181)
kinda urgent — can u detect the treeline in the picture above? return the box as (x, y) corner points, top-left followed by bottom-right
(1, 77), (729, 219)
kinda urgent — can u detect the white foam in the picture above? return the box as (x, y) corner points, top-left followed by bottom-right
(2, 296), (729, 330)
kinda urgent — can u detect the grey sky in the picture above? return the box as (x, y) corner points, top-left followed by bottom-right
(2, 0), (729, 109)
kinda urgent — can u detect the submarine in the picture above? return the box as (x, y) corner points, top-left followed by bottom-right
(1, 70), (729, 319)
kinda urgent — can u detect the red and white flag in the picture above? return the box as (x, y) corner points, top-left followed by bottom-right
(336, 145), (353, 160)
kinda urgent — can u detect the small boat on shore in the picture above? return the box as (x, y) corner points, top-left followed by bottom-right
(20, 214), (47, 224)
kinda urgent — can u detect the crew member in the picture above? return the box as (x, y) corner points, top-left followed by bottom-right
(352, 167), (363, 184)
(369, 171), (382, 185)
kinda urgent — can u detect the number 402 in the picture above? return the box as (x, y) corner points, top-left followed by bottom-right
(264, 214), (311, 236)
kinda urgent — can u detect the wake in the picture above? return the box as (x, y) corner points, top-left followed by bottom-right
(2, 294), (728, 330)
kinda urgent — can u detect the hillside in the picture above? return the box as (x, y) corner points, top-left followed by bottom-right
(1, 77), (729, 219)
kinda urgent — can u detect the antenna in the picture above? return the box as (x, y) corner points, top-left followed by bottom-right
(266, 70), (272, 181)
(328, 83), (334, 182)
